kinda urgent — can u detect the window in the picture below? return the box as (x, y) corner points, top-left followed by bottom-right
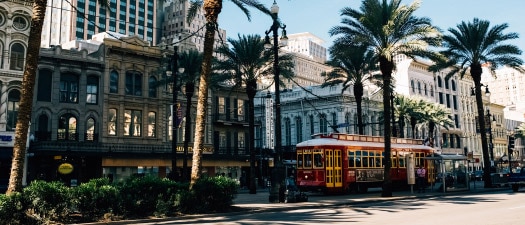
(124, 109), (142, 136)
(86, 76), (98, 104)
(295, 117), (303, 143)
(147, 111), (156, 137)
(12, 16), (28, 30)
(219, 131), (226, 148)
(313, 150), (323, 168)
(86, 118), (95, 141)
(319, 114), (327, 134)
(10, 43), (25, 70)
(125, 71), (142, 96)
(148, 76), (157, 98)
(37, 69), (52, 101)
(7, 89), (20, 131)
(309, 115), (314, 136)
(237, 132), (244, 148)
(417, 82), (421, 94)
(285, 118), (291, 146)
(345, 113), (350, 133)
(110, 70), (118, 93)
(331, 112), (337, 132)
(108, 108), (117, 136)
(58, 114), (77, 140)
(451, 80), (456, 91)
(218, 97), (225, 114)
(437, 76), (442, 88)
(60, 73), (79, 103)
(237, 99), (244, 121)
(411, 80), (415, 93)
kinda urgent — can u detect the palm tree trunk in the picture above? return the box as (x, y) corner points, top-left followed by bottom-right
(379, 56), (394, 197)
(354, 84), (364, 135)
(183, 82), (195, 182)
(247, 80), (257, 194)
(6, 0), (47, 195)
(190, 0), (222, 189)
(471, 64), (492, 188)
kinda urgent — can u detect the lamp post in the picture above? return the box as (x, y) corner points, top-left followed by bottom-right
(264, 0), (288, 203)
(472, 84), (493, 166)
(166, 42), (185, 181)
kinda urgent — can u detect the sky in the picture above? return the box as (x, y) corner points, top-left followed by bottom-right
(219, 0), (525, 60)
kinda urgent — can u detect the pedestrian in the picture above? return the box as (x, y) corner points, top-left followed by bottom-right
(416, 164), (426, 193)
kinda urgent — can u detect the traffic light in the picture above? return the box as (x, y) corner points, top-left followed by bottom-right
(508, 136), (515, 155)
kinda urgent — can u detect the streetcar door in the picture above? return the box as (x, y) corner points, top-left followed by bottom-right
(325, 149), (342, 188)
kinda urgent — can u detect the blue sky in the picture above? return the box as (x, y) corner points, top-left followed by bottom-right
(219, 0), (525, 59)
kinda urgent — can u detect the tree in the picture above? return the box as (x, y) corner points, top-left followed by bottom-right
(186, 0), (273, 189)
(329, 0), (441, 197)
(322, 41), (379, 135)
(213, 34), (294, 194)
(429, 18), (524, 188)
(6, 0), (109, 194)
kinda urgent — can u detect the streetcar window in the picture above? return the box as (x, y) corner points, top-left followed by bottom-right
(297, 152), (303, 168)
(392, 152), (398, 167)
(362, 151), (369, 167)
(313, 150), (323, 168)
(399, 156), (406, 167)
(304, 153), (312, 167)
(355, 151), (362, 167)
(348, 150), (355, 167)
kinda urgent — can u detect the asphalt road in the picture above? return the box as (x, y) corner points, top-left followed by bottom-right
(128, 190), (524, 225)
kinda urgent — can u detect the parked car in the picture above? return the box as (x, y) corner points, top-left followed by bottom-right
(470, 170), (483, 181)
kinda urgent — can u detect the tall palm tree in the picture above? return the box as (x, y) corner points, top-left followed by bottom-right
(423, 103), (454, 147)
(429, 18), (524, 188)
(329, 0), (441, 197)
(186, 0), (273, 189)
(322, 41), (378, 135)
(213, 34), (294, 194)
(6, 0), (109, 195)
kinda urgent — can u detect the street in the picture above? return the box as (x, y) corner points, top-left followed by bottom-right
(131, 190), (524, 225)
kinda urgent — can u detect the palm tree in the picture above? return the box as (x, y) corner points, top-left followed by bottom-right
(186, 0), (273, 189)
(329, 0), (441, 197)
(322, 41), (378, 135)
(423, 103), (454, 147)
(213, 34), (294, 194)
(429, 18), (524, 188)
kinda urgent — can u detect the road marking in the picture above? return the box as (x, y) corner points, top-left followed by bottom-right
(508, 205), (525, 210)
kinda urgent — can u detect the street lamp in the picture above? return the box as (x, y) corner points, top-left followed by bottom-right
(165, 40), (185, 181)
(471, 84), (493, 165)
(264, 0), (288, 203)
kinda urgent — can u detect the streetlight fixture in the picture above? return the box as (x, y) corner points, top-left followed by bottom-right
(165, 38), (185, 181)
(264, 0), (288, 203)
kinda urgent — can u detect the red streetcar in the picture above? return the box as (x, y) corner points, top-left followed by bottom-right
(296, 133), (434, 194)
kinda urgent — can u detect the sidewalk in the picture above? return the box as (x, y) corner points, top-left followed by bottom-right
(232, 180), (508, 213)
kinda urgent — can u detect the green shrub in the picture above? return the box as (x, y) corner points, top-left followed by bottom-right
(115, 176), (182, 217)
(181, 176), (239, 213)
(71, 178), (119, 221)
(0, 193), (40, 225)
(22, 180), (72, 223)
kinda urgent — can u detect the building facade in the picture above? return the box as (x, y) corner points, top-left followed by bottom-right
(0, 0), (32, 191)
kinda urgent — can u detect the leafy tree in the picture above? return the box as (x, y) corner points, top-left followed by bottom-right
(429, 18), (523, 188)
(329, 0), (441, 197)
(213, 34), (294, 194)
(322, 41), (379, 135)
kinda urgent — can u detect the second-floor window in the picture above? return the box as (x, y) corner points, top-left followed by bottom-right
(125, 71), (142, 96)
(110, 70), (118, 93)
(108, 108), (117, 136)
(86, 118), (95, 141)
(218, 97), (225, 114)
(60, 73), (78, 103)
(124, 109), (142, 136)
(147, 111), (156, 137)
(10, 43), (25, 71)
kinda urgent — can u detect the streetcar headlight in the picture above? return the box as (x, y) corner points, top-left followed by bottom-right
(304, 175), (308, 179)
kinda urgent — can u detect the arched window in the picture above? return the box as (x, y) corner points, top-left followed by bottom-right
(148, 76), (157, 98)
(86, 117), (96, 141)
(451, 80), (456, 91)
(7, 89), (20, 131)
(110, 70), (119, 93)
(411, 80), (415, 93)
(424, 84), (428, 95)
(86, 76), (98, 104)
(125, 70), (142, 96)
(10, 43), (25, 71)
(417, 82), (422, 94)
(295, 116), (303, 143)
(124, 109), (142, 136)
(319, 113), (327, 134)
(37, 69), (52, 101)
(437, 76), (442, 88)
(60, 73), (79, 103)
(58, 114), (77, 140)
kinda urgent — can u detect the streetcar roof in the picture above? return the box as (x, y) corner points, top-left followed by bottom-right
(296, 137), (434, 150)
